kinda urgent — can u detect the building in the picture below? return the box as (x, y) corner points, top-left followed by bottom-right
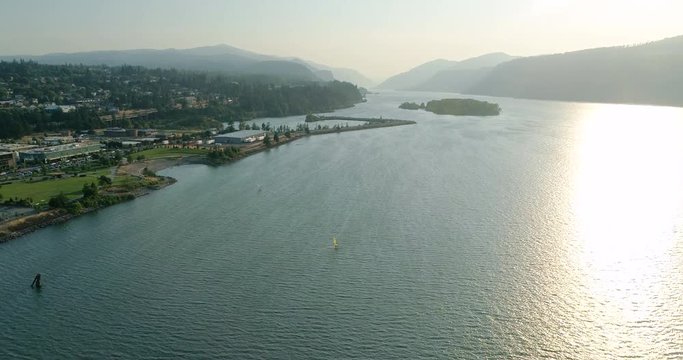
(59, 105), (76, 113)
(104, 127), (127, 137)
(0, 143), (38, 153)
(18, 143), (104, 163)
(43, 136), (74, 146)
(44, 103), (75, 113)
(214, 130), (267, 144)
(0, 151), (16, 170)
(138, 128), (157, 137)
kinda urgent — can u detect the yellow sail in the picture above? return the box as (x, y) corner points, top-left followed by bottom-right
(332, 236), (338, 249)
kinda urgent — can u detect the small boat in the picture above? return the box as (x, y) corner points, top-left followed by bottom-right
(332, 236), (338, 250)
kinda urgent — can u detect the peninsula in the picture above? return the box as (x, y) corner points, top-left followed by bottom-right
(0, 116), (414, 243)
(305, 114), (415, 126)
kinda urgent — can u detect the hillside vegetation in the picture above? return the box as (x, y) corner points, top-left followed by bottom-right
(467, 35), (683, 107)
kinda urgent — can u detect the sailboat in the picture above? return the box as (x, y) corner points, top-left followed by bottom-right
(332, 236), (339, 250)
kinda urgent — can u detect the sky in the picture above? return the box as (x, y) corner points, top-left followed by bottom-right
(1, 0), (682, 82)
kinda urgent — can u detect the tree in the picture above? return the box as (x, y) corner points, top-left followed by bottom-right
(66, 201), (83, 215)
(82, 182), (98, 198)
(263, 134), (271, 146)
(98, 175), (112, 187)
(48, 192), (69, 208)
(273, 132), (279, 143)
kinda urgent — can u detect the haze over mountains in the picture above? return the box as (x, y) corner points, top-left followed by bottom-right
(380, 35), (683, 107)
(4, 34), (683, 107)
(377, 52), (518, 91)
(0, 44), (374, 87)
(468, 35), (683, 106)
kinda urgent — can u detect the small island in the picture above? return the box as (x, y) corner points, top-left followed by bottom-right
(399, 102), (425, 110)
(399, 98), (501, 116)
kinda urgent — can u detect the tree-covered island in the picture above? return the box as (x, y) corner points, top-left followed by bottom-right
(399, 98), (501, 116)
(398, 102), (424, 110)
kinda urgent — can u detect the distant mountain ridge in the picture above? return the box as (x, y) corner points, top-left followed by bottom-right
(0, 44), (374, 86)
(382, 35), (683, 107)
(285, 58), (374, 87)
(377, 53), (517, 90)
(377, 58), (456, 90)
(468, 35), (683, 106)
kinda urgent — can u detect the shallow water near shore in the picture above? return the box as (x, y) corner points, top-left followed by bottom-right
(2, 91), (683, 358)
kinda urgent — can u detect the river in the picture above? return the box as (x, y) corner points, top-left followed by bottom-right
(2, 91), (683, 359)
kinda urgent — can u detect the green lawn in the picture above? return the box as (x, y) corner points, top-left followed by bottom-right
(135, 147), (209, 159)
(0, 168), (114, 205)
(0, 148), (207, 206)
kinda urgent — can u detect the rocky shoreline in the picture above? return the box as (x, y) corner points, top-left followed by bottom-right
(0, 176), (176, 243)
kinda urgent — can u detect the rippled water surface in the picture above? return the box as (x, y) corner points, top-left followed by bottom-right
(2, 92), (683, 359)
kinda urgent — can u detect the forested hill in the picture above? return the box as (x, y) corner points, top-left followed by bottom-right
(0, 44), (374, 86)
(468, 35), (683, 107)
(0, 61), (363, 139)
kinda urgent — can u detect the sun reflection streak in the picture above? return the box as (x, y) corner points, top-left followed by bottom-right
(570, 104), (683, 353)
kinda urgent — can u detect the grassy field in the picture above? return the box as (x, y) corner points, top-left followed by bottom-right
(135, 147), (209, 159)
(0, 168), (114, 205)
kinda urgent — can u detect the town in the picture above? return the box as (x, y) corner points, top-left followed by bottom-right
(0, 60), (365, 139)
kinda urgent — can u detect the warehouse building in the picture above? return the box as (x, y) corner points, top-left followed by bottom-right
(19, 143), (104, 163)
(214, 130), (266, 144)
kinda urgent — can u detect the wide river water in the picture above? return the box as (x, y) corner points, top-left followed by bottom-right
(2, 91), (683, 359)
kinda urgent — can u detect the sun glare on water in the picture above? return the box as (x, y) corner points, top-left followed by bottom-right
(569, 104), (683, 353)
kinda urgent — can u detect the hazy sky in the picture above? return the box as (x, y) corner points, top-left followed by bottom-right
(1, 0), (682, 81)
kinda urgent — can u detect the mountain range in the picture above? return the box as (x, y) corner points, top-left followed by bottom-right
(4, 34), (683, 107)
(377, 52), (518, 91)
(468, 35), (683, 106)
(0, 44), (374, 87)
(379, 35), (683, 107)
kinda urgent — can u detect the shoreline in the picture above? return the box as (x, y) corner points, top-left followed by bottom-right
(0, 176), (176, 243)
(0, 118), (415, 244)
